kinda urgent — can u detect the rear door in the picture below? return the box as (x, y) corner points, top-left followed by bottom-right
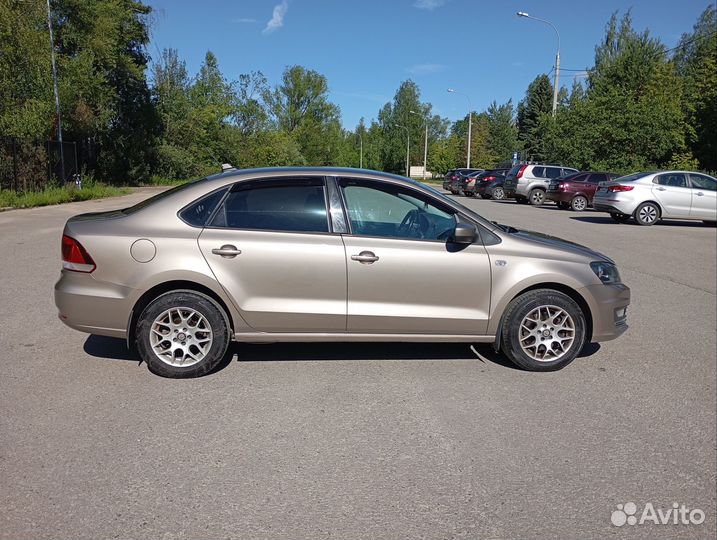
(652, 173), (692, 218)
(337, 177), (491, 335)
(585, 173), (608, 199)
(198, 177), (347, 332)
(688, 173), (717, 220)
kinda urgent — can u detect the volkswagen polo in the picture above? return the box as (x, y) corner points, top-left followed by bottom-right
(55, 167), (630, 377)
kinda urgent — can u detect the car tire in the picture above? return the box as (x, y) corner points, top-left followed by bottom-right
(450, 190), (459, 195)
(529, 189), (546, 206)
(464, 191), (474, 197)
(634, 202), (660, 226)
(610, 212), (631, 223)
(135, 290), (231, 378)
(571, 195), (588, 212)
(491, 187), (506, 200)
(556, 201), (570, 210)
(500, 289), (587, 372)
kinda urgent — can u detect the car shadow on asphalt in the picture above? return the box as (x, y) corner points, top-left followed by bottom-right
(83, 335), (601, 374)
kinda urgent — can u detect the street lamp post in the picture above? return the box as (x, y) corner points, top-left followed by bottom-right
(447, 88), (472, 168)
(517, 11), (561, 116)
(409, 110), (428, 180)
(395, 124), (410, 177)
(357, 131), (363, 168)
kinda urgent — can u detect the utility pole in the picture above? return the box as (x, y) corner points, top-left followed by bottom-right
(410, 110), (428, 180)
(46, 0), (66, 182)
(517, 11), (561, 116)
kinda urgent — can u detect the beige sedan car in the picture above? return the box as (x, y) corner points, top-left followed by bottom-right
(55, 167), (630, 377)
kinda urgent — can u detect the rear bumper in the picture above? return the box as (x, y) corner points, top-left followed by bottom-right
(54, 271), (133, 338)
(593, 196), (635, 215)
(580, 282), (631, 342)
(546, 191), (574, 204)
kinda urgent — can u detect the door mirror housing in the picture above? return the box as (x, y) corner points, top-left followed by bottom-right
(450, 223), (476, 244)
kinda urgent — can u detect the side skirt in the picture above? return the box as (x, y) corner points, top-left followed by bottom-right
(233, 332), (496, 343)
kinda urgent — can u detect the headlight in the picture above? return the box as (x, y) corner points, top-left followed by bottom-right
(590, 261), (621, 284)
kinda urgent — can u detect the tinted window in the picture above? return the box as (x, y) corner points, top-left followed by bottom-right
(689, 174), (717, 191)
(615, 172), (654, 183)
(179, 187), (228, 227)
(507, 164), (522, 177)
(565, 173), (589, 182)
(545, 167), (562, 179)
(588, 173), (608, 184)
(339, 179), (455, 241)
(210, 180), (329, 233)
(655, 173), (688, 188)
(531, 166), (546, 178)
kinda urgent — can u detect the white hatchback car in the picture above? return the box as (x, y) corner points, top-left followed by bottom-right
(593, 171), (717, 226)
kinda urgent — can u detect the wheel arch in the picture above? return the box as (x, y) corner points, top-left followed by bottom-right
(127, 280), (237, 347)
(492, 282), (593, 352)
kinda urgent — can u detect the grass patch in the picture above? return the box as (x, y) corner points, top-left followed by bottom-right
(0, 185), (131, 209)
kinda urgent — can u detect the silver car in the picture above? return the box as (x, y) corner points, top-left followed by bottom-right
(593, 170), (717, 225)
(503, 163), (579, 205)
(55, 167), (630, 377)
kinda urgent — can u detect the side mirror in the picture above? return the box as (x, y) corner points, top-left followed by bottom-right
(451, 223), (476, 244)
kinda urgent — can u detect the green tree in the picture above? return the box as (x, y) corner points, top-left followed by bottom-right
(486, 100), (519, 163)
(674, 5), (717, 171)
(517, 74), (553, 160)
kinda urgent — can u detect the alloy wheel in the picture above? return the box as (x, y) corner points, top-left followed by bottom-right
(149, 307), (213, 367)
(518, 305), (576, 362)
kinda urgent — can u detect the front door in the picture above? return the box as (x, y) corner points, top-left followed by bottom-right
(337, 177), (491, 335)
(198, 177), (347, 332)
(688, 173), (717, 220)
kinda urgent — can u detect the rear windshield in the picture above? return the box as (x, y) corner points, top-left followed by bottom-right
(122, 179), (203, 214)
(507, 164), (522, 176)
(613, 172), (654, 183)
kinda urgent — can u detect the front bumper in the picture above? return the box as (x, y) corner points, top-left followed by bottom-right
(54, 271), (134, 338)
(579, 282), (631, 342)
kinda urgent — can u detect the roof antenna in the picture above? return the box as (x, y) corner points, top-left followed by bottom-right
(221, 163), (234, 172)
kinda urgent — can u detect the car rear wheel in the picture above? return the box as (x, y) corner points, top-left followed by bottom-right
(571, 195), (588, 211)
(529, 189), (546, 206)
(610, 212), (631, 223)
(500, 289), (586, 372)
(136, 290), (231, 378)
(491, 187), (506, 200)
(634, 202), (660, 226)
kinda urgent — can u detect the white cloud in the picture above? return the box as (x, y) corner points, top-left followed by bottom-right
(263, 1), (289, 34)
(413, 0), (447, 10)
(235, 17), (257, 24)
(406, 63), (447, 74)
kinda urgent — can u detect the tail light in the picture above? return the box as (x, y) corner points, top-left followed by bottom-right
(558, 183), (566, 190)
(516, 164), (528, 179)
(607, 185), (634, 192)
(61, 234), (96, 273)
(482, 175), (496, 182)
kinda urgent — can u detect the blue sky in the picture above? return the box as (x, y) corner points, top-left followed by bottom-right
(146, 0), (711, 129)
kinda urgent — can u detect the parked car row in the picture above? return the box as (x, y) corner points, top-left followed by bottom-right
(442, 165), (717, 226)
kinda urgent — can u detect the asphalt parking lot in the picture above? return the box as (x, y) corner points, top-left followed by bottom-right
(1, 188), (715, 539)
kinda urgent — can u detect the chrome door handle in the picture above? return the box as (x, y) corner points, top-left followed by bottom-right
(656, 187), (666, 191)
(351, 251), (379, 264)
(696, 192), (704, 196)
(211, 245), (242, 258)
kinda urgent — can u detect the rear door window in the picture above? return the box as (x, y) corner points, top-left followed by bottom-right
(209, 178), (330, 233)
(545, 167), (562, 179)
(654, 173), (688, 188)
(588, 173), (608, 184)
(531, 166), (546, 178)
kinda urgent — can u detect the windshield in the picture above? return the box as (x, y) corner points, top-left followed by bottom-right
(121, 179), (203, 214)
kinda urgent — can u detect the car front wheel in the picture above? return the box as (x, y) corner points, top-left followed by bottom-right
(634, 202), (660, 226)
(500, 289), (586, 371)
(136, 290), (231, 378)
(491, 187), (506, 200)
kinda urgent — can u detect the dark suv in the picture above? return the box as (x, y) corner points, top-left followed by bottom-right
(546, 171), (619, 211)
(463, 169), (511, 199)
(442, 168), (483, 195)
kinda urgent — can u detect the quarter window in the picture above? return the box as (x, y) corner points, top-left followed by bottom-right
(209, 179), (329, 233)
(588, 173), (608, 184)
(179, 187), (229, 227)
(339, 179), (456, 241)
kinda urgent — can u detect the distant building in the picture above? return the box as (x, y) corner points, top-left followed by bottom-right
(409, 165), (432, 178)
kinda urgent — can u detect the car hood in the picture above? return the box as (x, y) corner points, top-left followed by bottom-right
(506, 226), (613, 263)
